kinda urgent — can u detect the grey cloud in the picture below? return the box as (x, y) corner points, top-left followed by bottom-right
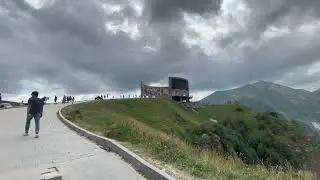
(0, 64), (23, 94)
(213, 0), (320, 50)
(217, 34), (320, 88)
(0, 20), (12, 38)
(182, 25), (320, 91)
(33, 0), (106, 46)
(145, 0), (222, 22)
(1, 0), (320, 98)
(0, 0), (172, 94)
(11, 0), (33, 11)
(245, 0), (320, 18)
(1, 0), (32, 13)
(253, 0), (320, 31)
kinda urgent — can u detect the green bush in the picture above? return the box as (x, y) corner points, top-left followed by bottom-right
(192, 112), (316, 169)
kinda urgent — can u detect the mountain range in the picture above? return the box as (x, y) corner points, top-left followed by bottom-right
(200, 81), (320, 132)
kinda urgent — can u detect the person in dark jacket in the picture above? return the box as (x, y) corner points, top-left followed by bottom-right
(54, 95), (57, 104)
(23, 91), (44, 138)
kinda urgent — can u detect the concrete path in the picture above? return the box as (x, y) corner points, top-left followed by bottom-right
(0, 105), (146, 180)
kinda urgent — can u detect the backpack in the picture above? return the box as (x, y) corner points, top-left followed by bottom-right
(28, 97), (43, 115)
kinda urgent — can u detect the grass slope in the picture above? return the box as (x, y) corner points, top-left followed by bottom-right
(62, 99), (316, 180)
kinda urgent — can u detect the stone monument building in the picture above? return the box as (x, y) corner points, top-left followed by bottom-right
(140, 77), (192, 102)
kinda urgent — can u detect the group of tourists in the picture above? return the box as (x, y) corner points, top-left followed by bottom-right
(53, 95), (75, 104)
(94, 94), (141, 101)
(94, 94), (106, 100)
(62, 95), (75, 104)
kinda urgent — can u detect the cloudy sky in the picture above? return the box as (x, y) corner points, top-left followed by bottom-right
(1, 0), (320, 102)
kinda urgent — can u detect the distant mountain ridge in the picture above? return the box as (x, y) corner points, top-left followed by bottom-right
(200, 81), (320, 129)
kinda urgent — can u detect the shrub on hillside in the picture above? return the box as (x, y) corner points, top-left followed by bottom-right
(63, 108), (82, 122)
(235, 107), (244, 112)
(191, 113), (316, 169)
(268, 111), (279, 118)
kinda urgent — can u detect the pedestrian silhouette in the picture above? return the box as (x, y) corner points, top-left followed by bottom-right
(54, 95), (58, 104)
(23, 91), (44, 138)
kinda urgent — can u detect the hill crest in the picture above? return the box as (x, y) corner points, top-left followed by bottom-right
(200, 81), (320, 127)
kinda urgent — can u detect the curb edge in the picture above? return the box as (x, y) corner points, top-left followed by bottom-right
(57, 104), (174, 180)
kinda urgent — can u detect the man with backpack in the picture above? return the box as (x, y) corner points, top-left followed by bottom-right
(23, 91), (44, 138)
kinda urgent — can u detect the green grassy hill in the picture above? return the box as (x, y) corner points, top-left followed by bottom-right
(62, 98), (318, 180)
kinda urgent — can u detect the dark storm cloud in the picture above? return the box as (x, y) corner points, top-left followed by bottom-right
(193, 33), (320, 91)
(0, 64), (23, 94)
(1, 0), (320, 97)
(10, 0), (33, 11)
(33, 0), (106, 46)
(0, 20), (12, 38)
(238, 0), (320, 40)
(145, 0), (222, 22)
(203, 0), (320, 51)
(177, 0), (320, 91)
(245, 0), (320, 18)
(0, 0), (182, 94)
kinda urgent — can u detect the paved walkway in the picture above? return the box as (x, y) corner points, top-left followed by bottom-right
(0, 105), (145, 180)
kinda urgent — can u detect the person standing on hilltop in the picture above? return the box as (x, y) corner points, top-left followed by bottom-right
(23, 91), (44, 138)
(62, 95), (66, 104)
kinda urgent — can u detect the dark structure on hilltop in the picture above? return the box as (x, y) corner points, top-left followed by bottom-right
(141, 77), (192, 102)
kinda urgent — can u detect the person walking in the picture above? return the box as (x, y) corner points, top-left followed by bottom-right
(23, 91), (44, 138)
(62, 95), (66, 104)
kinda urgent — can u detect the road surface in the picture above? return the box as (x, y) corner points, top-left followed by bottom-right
(0, 104), (145, 180)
